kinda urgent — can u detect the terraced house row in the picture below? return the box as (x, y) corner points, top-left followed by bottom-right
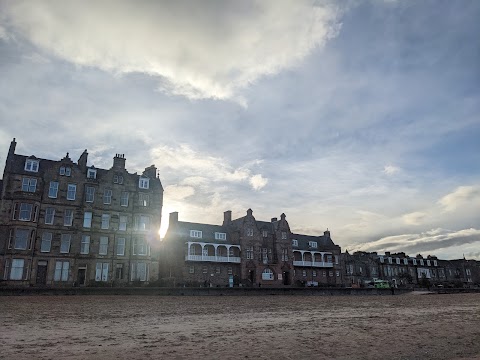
(0, 139), (163, 286)
(1, 139), (478, 288)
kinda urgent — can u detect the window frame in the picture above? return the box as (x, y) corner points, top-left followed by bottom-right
(64, 209), (74, 226)
(14, 229), (29, 250)
(22, 177), (37, 192)
(40, 232), (52, 252)
(10, 259), (25, 280)
(83, 211), (92, 228)
(67, 184), (76, 201)
(87, 168), (97, 179)
(215, 232), (226, 241)
(190, 230), (202, 238)
(116, 238), (126, 256)
(139, 177), (149, 189)
(101, 214), (110, 230)
(60, 234), (71, 254)
(120, 191), (129, 207)
(85, 186), (95, 203)
(80, 235), (90, 255)
(25, 159), (39, 172)
(48, 181), (59, 198)
(99, 236), (109, 255)
(45, 207), (55, 225)
(103, 189), (112, 205)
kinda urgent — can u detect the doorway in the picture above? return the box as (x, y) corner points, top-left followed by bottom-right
(283, 271), (290, 285)
(36, 261), (47, 285)
(77, 267), (87, 286)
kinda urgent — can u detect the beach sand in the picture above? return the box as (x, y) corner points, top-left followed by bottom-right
(1, 293), (479, 359)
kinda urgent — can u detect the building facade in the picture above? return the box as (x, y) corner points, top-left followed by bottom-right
(0, 139), (163, 286)
(160, 209), (342, 287)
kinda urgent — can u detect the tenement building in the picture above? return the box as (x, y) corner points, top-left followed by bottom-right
(0, 139), (163, 286)
(160, 209), (342, 287)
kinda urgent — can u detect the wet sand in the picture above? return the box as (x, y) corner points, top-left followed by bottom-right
(1, 293), (479, 359)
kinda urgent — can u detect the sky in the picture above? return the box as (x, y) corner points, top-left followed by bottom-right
(0, 0), (479, 260)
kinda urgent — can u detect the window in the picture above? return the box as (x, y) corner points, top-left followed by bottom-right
(131, 262), (148, 281)
(118, 176), (124, 184)
(25, 159), (39, 172)
(413, 259), (417, 265)
(101, 214), (110, 229)
(10, 259), (25, 280)
(281, 248), (288, 261)
(116, 238), (126, 256)
(329, 271), (334, 277)
(203, 266), (208, 274)
(313, 270), (317, 277)
(40, 232), (52, 252)
(59, 166), (65, 175)
(262, 230), (268, 238)
(121, 192), (129, 207)
(99, 236), (108, 255)
(65, 167), (71, 176)
(292, 239), (298, 247)
(420, 259), (424, 266)
(48, 181), (59, 198)
(335, 255), (339, 264)
(95, 263), (109, 282)
(22, 177), (37, 192)
(83, 211), (92, 228)
(87, 168), (97, 179)
(14, 229), (29, 250)
(229, 248), (235, 257)
(135, 216), (149, 231)
(215, 232), (226, 240)
(113, 175), (118, 183)
(103, 189), (112, 204)
(64, 209), (74, 226)
(403, 258), (408, 265)
(189, 266), (195, 274)
(116, 264), (124, 280)
(44, 208), (55, 225)
(427, 260), (431, 266)
(18, 203), (33, 221)
(227, 267), (233, 275)
(281, 232), (287, 239)
(323, 271), (326, 277)
(60, 234), (71, 253)
(139, 193), (149, 207)
(396, 258), (401, 265)
(80, 235), (90, 254)
(190, 230), (202, 238)
(262, 268), (274, 280)
(67, 184), (76, 200)
(119, 215), (127, 231)
(139, 177), (149, 189)
(302, 270), (306, 277)
(246, 228), (253, 237)
(85, 186), (95, 202)
(308, 241), (317, 248)
(433, 260), (438, 267)
(215, 267), (220, 274)
(54, 261), (69, 281)
(379, 256), (384, 263)
(133, 239), (147, 255)
(388, 257), (393, 264)
(336, 271), (340, 277)
(246, 246), (254, 260)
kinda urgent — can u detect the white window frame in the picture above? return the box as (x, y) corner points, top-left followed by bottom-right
(83, 211), (92, 228)
(45, 207), (55, 225)
(189, 266), (195, 274)
(309, 241), (318, 248)
(135, 215), (149, 231)
(281, 232), (287, 239)
(215, 232), (226, 241)
(99, 236), (109, 255)
(22, 177), (37, 192)
(139, 177), (149, 189)
(413, 259), (417, 265)
(80, 235), (90, 254)
(10, 259), (25, 280)
(54, 261), (69, 281)
(67, 184), (76, 200)
(95, 262), (109, 282)
(103, 189), (112, 205)
(60, 234), (71, 254)
(262, 268), (274, 281)
(403, 258), (408, 265)
(65, 167), (71, 176)
(40, 232), (52, 252)
(120, 191), (129, 207)
(116, 238), (126, 256)
(25, 159), (39, 172)
(246, 228), (254, 237)
(119, 215), (127, 231)
(246, 246), (254, 260)
(302, 270), (306, 277)
(64, 209), (74, 226)
(101, 214), (110, 229)
(420, 259), (424, 266)
(131, 262), (148, 281)
(85, 186), (95, 203)
(139, 193), (149, 207)
(19, 203), (33, 221)
(292, 239), (298, 247)
(433, 260), (438, 267)
(87, 168), (97, 179)
(14, 229), (29, 250)
(133, 238), (148, 256)
(190, 230), (202, 238)
(59, 166), (65, 175)
(396, 258), (400, 265)
(427, 260), (431, 266)
(48, 181), (59, 198)
(118, 175), (124, 184)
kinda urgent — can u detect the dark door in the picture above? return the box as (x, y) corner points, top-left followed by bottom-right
(249, 270), (255, 284)
(36, 262), (47, 285)
(77, 268), (86, 286)
(283, 271), (290, 285)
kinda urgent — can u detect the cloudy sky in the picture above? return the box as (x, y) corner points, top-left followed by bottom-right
(1, 0), (479, 259)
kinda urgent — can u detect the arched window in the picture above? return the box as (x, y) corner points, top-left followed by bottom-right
(262, 268), (274, 281)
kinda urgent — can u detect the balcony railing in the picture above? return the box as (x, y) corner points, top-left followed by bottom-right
(185, 255), (241, 263)
(293, 261), (333, 268)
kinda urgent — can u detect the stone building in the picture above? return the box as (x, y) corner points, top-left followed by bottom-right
(160, 209), (342, 287)
(0, 139), (163, 286)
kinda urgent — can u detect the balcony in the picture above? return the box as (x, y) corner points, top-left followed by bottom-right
(293, 261), (333, 268)
(185, 255), (241, 263)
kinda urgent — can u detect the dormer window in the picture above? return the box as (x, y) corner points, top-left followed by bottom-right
(190, 230), (202, 238)
(139, 177), (149, 189)
(413, 259), (417, 265)
(292, 239), (298, 247)
(118, 175), (124, 184)
(60, 166), (71, 176)
(215, 232), (226, 240)
(403, 258), (408, 265)
(281, 232), (287, 239)
(60, 166), (65, 175)
(25, 159), (39, 172)
(308, 241), (317, 248)
(262, 230), (268, 238)
(246, 228), (254, 237)
(87, 168), (97, 179)
(396, 258), (400, 265)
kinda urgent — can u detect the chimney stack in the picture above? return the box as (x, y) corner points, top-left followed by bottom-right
(78, 149), (88, 171)
(112, 153), (126, 170)
(271, 217), (277, 222)
(169, 212), (179, 226)
(223, 210), (232, 226)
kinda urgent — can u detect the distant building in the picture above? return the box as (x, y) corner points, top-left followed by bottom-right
(160, 209), (342, 287)
(0, 138), (163, 286)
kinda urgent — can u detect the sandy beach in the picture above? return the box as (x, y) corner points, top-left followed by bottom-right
(1, 293), (479, 360)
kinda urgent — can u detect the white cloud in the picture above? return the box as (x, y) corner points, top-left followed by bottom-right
(438, 185), (480, 212)
(2, 0), (340, 102)
(402, 211), (426, 225)
(164, 185), (195, 201)
(383, 165), (400, 175)
(249, 174), (268, 190)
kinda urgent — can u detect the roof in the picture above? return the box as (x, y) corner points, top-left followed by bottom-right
(174, 221), (231, 242)
(291, 233), (339, 251)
